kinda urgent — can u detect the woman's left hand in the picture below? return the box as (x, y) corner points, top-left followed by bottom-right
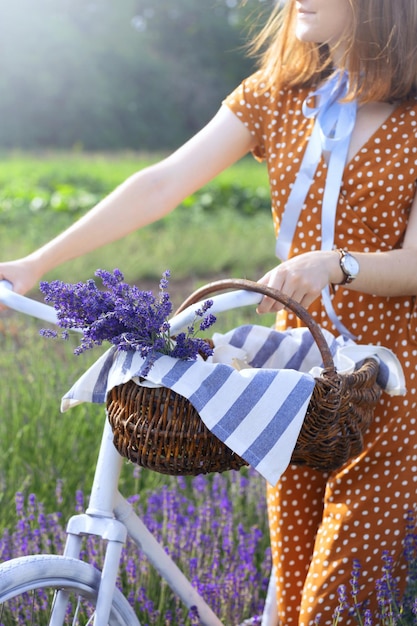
(256, 250), (342, 313)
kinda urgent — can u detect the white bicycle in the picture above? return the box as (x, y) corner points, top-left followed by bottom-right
(0, 280), (278, 626)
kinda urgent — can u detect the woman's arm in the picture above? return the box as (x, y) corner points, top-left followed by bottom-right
(0, 106), (256, 295)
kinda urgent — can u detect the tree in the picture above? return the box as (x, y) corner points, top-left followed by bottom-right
(0, 0), (274, 150)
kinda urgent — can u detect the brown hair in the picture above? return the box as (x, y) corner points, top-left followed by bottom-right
(249, 0), (417, 102)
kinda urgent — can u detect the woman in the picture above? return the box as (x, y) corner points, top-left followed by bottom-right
(1, 0), (417, 623)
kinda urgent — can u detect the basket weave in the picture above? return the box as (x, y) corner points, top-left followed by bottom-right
(107, 279), (382, 475)
(107, 381), (247, 475)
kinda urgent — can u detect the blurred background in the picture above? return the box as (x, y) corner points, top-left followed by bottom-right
(0, 0), (274, 152)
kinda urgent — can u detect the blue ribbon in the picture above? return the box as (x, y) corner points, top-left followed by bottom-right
(275, 71), (357, 338)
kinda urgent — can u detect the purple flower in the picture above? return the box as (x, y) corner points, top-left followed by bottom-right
(15, 492), (25, 518)
(2, 472), (272, 624)
(39, 269), (216, 374)
(350, 558), (361, 597)
(338, 583), (348, 609)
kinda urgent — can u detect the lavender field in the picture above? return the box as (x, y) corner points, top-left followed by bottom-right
(1, 469), (271, 625)
(3, 472), (417, 625)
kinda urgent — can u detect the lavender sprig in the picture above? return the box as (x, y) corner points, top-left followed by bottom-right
(39, 269), (216, 372)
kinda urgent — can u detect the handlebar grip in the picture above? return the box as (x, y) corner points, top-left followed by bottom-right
(0, 280), (59, 325)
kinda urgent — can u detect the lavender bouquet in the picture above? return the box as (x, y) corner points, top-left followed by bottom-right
(39, 269), (216, 374)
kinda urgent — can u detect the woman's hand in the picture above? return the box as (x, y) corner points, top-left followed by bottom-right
(0, 257), (42, 306)
(256, 250), (342, 313)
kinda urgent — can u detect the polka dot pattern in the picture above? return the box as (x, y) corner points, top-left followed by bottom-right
(224, 73), (417, 624)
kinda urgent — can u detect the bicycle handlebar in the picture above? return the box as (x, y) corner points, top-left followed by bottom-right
(0, 280), (59, 325)
(0, 280), (262, 334)
(168, 289), (262, 334)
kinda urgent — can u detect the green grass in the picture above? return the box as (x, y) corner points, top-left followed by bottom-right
(0, 151), (274, 290)
(0, 149), (268, 190)
(0, 150), (162, 192)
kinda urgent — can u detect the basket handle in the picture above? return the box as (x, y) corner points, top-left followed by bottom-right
(174, 278), (336, 372)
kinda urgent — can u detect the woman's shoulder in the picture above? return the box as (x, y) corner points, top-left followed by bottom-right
(224, 70), (309, 113)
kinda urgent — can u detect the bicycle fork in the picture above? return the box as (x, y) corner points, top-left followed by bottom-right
(49, 416), (224, 626)
(50, 417), (128, 626)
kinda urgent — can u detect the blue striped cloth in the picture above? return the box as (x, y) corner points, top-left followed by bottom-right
(61, 325), (405, 485)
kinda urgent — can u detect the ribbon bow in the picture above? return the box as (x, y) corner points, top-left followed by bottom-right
(275, 71), (358, 338)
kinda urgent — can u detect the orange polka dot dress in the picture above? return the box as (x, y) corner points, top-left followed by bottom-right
(224, 72), (417, 625)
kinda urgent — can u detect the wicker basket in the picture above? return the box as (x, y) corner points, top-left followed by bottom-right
(107, 279), (382, 475)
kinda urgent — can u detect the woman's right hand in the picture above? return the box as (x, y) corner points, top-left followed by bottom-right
(0, 257), (41, 305)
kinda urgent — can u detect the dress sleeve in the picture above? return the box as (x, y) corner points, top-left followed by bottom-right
(222, 71), (268, 161)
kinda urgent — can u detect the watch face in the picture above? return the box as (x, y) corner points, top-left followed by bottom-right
(342, 253), (359, 278)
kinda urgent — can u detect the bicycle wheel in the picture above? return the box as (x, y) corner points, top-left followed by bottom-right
(0, 554), (140, 626)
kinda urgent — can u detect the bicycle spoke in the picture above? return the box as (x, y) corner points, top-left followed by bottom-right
(1, 588), (99, 625)
(70, 594), (96, 626)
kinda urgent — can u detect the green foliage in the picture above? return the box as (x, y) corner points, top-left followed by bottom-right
(0, 152), (276, 285)
(182, 181), (271, 216)
(0, 153), (146, 220)
(0, 151), (270, 218)
(0, 315), (106, 530)
(0, 0), (274, 151)
(0, 170), (270, 219)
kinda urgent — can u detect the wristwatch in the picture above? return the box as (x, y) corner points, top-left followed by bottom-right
(337, 249), (360, 284)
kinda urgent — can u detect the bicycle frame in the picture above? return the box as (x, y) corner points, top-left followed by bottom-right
(0, 280), (278, 626)
(46, 417), (223, 625)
